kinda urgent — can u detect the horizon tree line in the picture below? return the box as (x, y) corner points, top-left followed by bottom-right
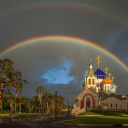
(0, 58), (67, 114)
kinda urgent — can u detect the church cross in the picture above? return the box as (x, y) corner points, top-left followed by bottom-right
(109, 73), (112, 79)
(85, 70), (88, 74)
(96, 55), (102, 69)
(104, 67), (109, 76)
(112, 76), (114, 82)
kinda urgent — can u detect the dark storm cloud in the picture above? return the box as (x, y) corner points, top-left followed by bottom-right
(107, 28), (128, 64)
(0, 0), (128, 104)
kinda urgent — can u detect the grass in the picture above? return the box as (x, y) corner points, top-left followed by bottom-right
(18, 113), (41, 117)
(79, 110), (128, 115)
(0, 111), (10, 116)
(48, 116), (73, 120)
(63, 116), (128, 124)
(0, 110), (66, 117)
(0, 111), (41, 117)
(52, 111), (66, 115)
(0, 113), (9, 116)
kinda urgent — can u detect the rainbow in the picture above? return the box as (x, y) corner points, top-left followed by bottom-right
(0, 35), (127, 71)
(0, 1), (128, 28)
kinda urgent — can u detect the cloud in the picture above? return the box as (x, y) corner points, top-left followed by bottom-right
(42, 60), (74, 84)
(107, 28), (128, 56)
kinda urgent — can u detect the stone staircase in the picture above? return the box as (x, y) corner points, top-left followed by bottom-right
(71, 106), (85, 115)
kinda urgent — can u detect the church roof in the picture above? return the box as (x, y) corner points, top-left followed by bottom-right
(88, 68), (94, 77)
(111, 84), (117, 89)
(94, 69), (106, 79)
(101, 77), (113, 84)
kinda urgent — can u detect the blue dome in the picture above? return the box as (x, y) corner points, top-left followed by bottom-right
(94, 69), (106, 79)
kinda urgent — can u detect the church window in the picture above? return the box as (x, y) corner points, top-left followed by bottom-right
(89, 79), (91, 85)
(111, 104), (112, 108)
(116, 104), (117, 108)
(92, 79), (94, 85)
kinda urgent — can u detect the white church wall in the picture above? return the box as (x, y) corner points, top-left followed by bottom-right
(103, 97), (122, 110)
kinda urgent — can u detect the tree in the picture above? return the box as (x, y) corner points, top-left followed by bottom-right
(57, 95), (64, 111)
(35, 86), (46, 113)
(82, 81), (85, 87)
(19, 96), (30, 113)
(12, 68), (28, 113)
(0, 58), (14, 111)
(31, 95), (40, 113)
(5, 90), (14, 112)
(43, 92), (54, 114)
(43, 93), (64, 114)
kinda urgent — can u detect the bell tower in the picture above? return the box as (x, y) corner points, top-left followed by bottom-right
(85, 62), (97, 89)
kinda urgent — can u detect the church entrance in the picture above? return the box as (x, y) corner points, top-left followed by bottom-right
(81, 94), (95, 108)
(86, 97), (90, 110)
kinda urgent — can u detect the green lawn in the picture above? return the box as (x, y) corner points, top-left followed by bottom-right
(52, 111), (66, 115)
(0, 111), (10, 116)
(0, 110), (66, 117)
(63, 116), (128, 124)
(0, 112), (41, 117)
(0, 113), (9, 116)
(48, 116), (73, 120)
(18, 113), (41, 117)
(79, 110), (128, 115)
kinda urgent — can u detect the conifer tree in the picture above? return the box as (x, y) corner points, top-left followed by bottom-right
(35, 86), (46, 113)
(0, 58), (14, 111)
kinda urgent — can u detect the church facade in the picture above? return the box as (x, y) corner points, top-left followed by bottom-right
(71, 55), (128, 115)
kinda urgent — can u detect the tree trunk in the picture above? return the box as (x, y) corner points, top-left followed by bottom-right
(0, 83), (4, 112)
(0, 64), (8, 112)
(0, 100), (2, 112)
(41, 92), (42, 114)
(19, 96), (21, 113)
(29, 103), (30, 113)
(35, 104), (36, 113)
(15, 88), (17, 113)
(39, 90), (41, 113)
(51, 100), (55, 113)
(46, 101), (49, 114)
(0, 92), (2, 111)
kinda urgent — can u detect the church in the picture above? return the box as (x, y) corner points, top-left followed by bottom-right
(71, 55), (128, 115)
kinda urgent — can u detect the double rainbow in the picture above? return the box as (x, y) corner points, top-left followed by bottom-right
(0, 1), (128, 28)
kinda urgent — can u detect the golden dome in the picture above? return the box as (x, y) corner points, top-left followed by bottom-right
(89, 62), (93, 66)
(101, 77), (113, 84)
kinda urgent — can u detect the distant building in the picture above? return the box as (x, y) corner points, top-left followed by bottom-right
(71, 55), (128, 115)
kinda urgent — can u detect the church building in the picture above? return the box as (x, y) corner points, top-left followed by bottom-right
(71, 55), (128, 115)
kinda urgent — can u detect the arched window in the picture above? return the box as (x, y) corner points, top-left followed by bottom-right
(92, 79), (94, 85)
(89, 79), (91, 85)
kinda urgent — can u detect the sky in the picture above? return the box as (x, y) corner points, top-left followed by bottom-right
(0, 0), (128, 104)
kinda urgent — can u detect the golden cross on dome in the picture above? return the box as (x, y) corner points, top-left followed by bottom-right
(85, 70), (88, 74)
(104, 67), (109, 76)
(109, 73), (112, 79)
(96, 55), (102, 69)
(112, 76), (114, 82)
